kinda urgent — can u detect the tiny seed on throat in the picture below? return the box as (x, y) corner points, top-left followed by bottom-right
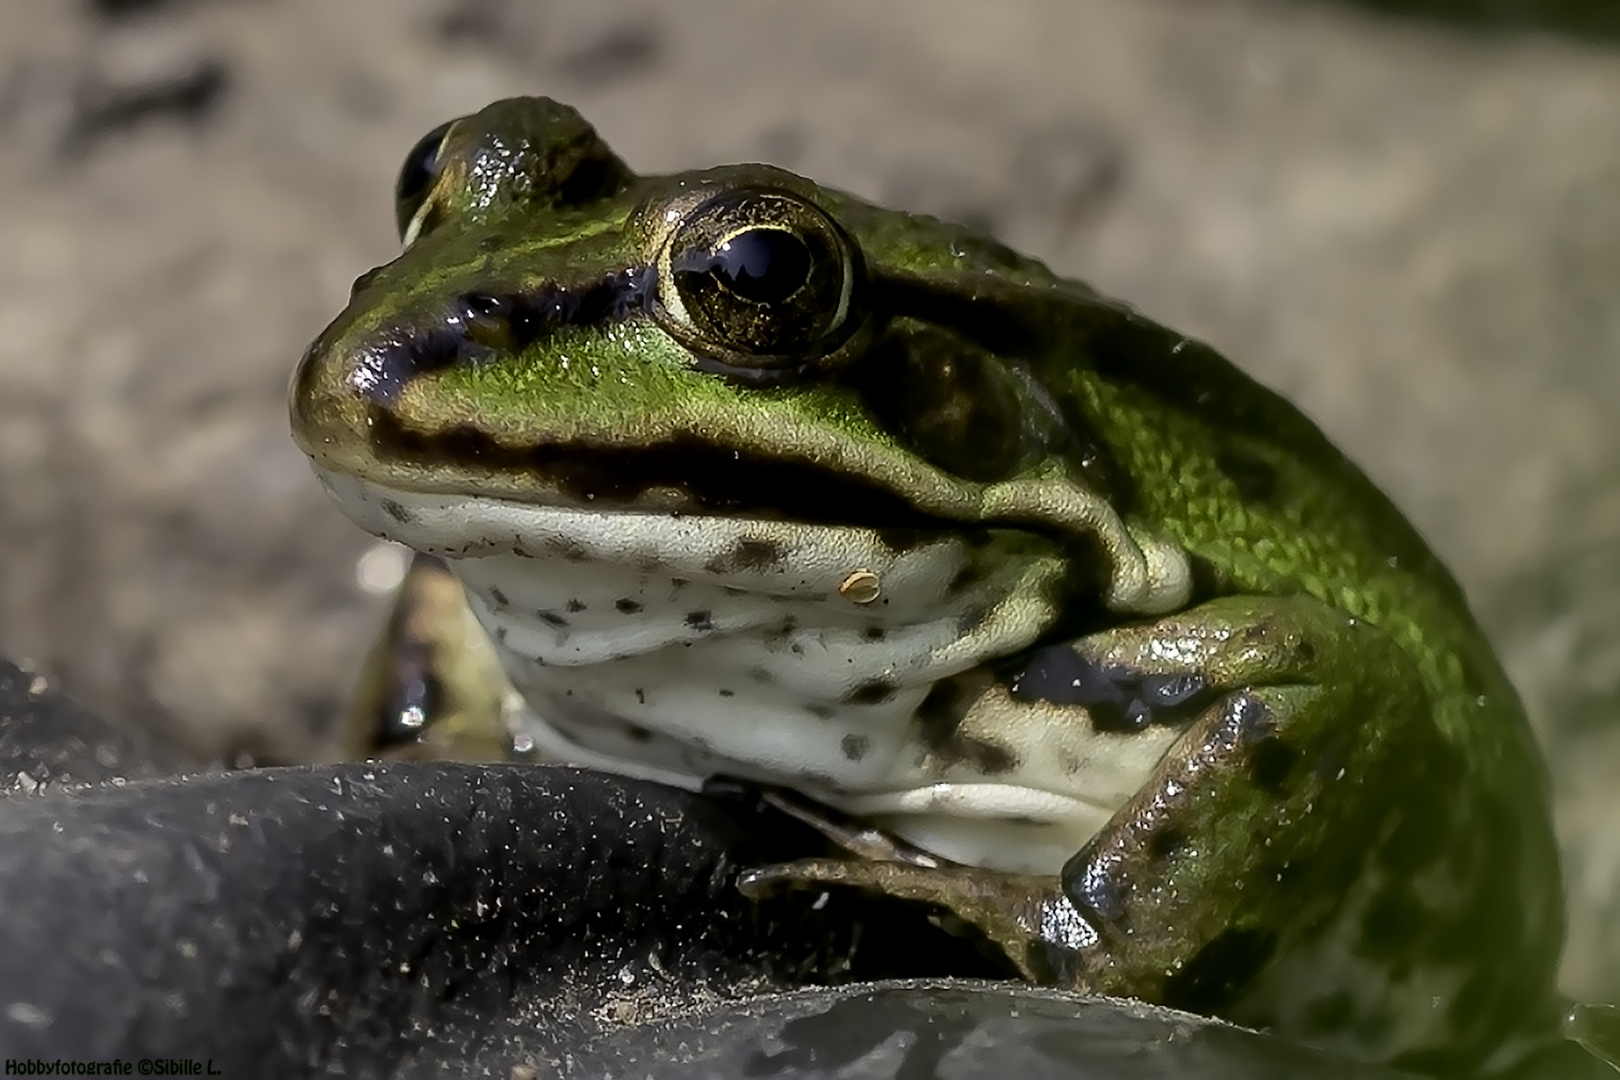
(839, 569), (881, 604)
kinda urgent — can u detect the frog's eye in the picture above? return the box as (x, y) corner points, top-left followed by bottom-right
(653, 189), (866, 380)
(394, 119), (456, 242)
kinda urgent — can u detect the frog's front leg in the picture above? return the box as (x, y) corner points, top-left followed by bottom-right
(743, 593), (1454, 1024)
(342, 552), (520, 761)
(1029, 593), (1447, 1007)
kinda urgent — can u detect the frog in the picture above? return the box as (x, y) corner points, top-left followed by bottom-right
(289, 96), (1570, 1077)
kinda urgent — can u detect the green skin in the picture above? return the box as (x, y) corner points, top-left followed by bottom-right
(290, 98), (1566, 1076)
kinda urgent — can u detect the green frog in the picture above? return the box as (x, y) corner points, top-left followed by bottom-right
(289, 97), (1569, 1076)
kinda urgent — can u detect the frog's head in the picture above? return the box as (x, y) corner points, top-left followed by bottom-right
(290, 96), (1189, 616)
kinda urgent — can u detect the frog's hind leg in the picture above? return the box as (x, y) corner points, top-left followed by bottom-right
(342, 552), (521, 762)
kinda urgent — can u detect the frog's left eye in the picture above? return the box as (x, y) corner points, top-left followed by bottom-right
(394, 119), (456, 242)
(652, 189), (866, 380)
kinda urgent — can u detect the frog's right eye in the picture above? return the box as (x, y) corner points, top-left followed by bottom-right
(652, 187), (869, 382)
(394, 119), (456, 242)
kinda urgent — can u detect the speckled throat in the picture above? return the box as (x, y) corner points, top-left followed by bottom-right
(316, 466), (1187, 873)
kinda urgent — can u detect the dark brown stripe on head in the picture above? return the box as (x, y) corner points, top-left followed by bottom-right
(369, 410), (966, 529)
(352, 266), (651, 404)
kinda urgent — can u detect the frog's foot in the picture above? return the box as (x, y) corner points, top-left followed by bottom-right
(737, 857), (1092, 985)
(344, 552), (521, 762)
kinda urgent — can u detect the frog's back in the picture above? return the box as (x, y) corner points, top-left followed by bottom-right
(1060, 305), (1532, 764)
(1056, 293), (1567, 1070)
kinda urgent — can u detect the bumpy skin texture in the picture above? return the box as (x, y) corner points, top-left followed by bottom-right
(290, 98), (1566, 1076)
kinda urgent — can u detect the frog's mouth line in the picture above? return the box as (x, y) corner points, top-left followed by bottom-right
(366, 407), (1002, 541)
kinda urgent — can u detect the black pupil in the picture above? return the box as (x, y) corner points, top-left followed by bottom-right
(708, 228), (812, 304)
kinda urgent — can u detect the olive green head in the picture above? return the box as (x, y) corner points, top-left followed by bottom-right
(289, 96), (1130, 531)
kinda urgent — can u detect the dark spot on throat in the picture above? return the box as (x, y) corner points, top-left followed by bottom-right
(707, 536), (786, 574)
(614, 598), (643, 614)
(957, 737), (1017, 775)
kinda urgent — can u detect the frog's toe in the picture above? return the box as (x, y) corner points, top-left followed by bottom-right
(736, 857), (873, 899)
(737, 857), (1083, 985)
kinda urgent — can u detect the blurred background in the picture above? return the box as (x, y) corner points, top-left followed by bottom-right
(1, 0), (1617, 1005)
